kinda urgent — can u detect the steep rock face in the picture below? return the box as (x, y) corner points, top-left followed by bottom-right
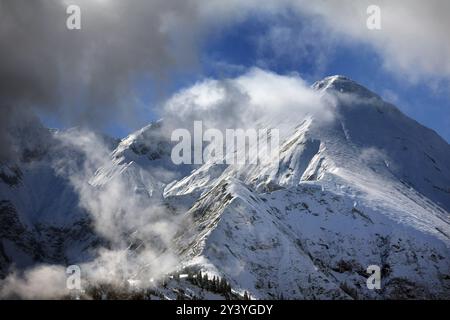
(175, 178), (450, 299)
(0, 122), (107, 277)
(313, 76), (450, 211)
(1, 76), (449, 299)
(165, 75), (450, 298)
(0, 199), (99, 279)
(91, 120), (194, 197)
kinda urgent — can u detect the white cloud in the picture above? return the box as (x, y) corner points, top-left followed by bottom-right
(296, 0), (450, 83)
(0, 128), (182, 298)
(0, 265), (67, 299)
(199, 0), (450, 84)
(162, 68), (336, 134)
(1, 0), (447, 151)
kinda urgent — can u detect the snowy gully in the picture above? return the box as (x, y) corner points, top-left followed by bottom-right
(176, 304), (274, 317)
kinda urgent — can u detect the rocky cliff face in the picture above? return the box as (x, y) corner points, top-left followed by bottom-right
(1, 76), (449, 299)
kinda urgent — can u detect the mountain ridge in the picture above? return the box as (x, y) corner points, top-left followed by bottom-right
(1, 75), (449, 299)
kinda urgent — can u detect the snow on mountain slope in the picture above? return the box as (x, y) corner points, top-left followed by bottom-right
(166, 76), (450, 212)
(1, 74), (449, 299)
(0, 117), (193, 284)
(0, 122), (115, 277)
(174, 178), (450, 299)
(90, 120), (194, 198)
(164, 75), (450, 298)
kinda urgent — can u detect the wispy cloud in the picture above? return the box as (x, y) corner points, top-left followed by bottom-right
(1, 0), (448, 161)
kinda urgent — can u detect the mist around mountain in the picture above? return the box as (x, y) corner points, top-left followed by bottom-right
(0, 70), (449, 299)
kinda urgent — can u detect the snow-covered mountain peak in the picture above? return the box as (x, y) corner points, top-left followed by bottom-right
(1, 74), (450, 299)
(114, 120), (166, 159)
(313, 75), (380, 101)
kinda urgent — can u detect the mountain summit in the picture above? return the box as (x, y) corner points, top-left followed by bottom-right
(1, 76), (449, 299)
(313, 75), (379, 97)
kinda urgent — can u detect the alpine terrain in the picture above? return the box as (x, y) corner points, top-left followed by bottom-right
(1, 75), (449, 299)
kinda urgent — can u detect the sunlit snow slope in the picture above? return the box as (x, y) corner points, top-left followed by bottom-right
(167, 76), (450, 299)
(1, 76), (449, 299)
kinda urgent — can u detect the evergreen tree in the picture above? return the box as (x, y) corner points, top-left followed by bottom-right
(196, 271), (202, 286)
(212, 276), (217, 292)
(219, 278), (226, 293)
(214, 276), (220, 292)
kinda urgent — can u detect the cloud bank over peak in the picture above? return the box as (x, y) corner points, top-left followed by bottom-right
(1, 0), (448, 160)
(162, 68), (336, 134)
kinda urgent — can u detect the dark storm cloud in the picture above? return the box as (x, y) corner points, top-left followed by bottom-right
(2, 0), (449, 161)
(0, 0), (200, 161)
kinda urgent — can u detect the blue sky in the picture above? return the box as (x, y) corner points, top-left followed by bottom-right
(117, 11), (450, 142)
(210, 15), (450, 144)
(37, 3), (450, 144)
